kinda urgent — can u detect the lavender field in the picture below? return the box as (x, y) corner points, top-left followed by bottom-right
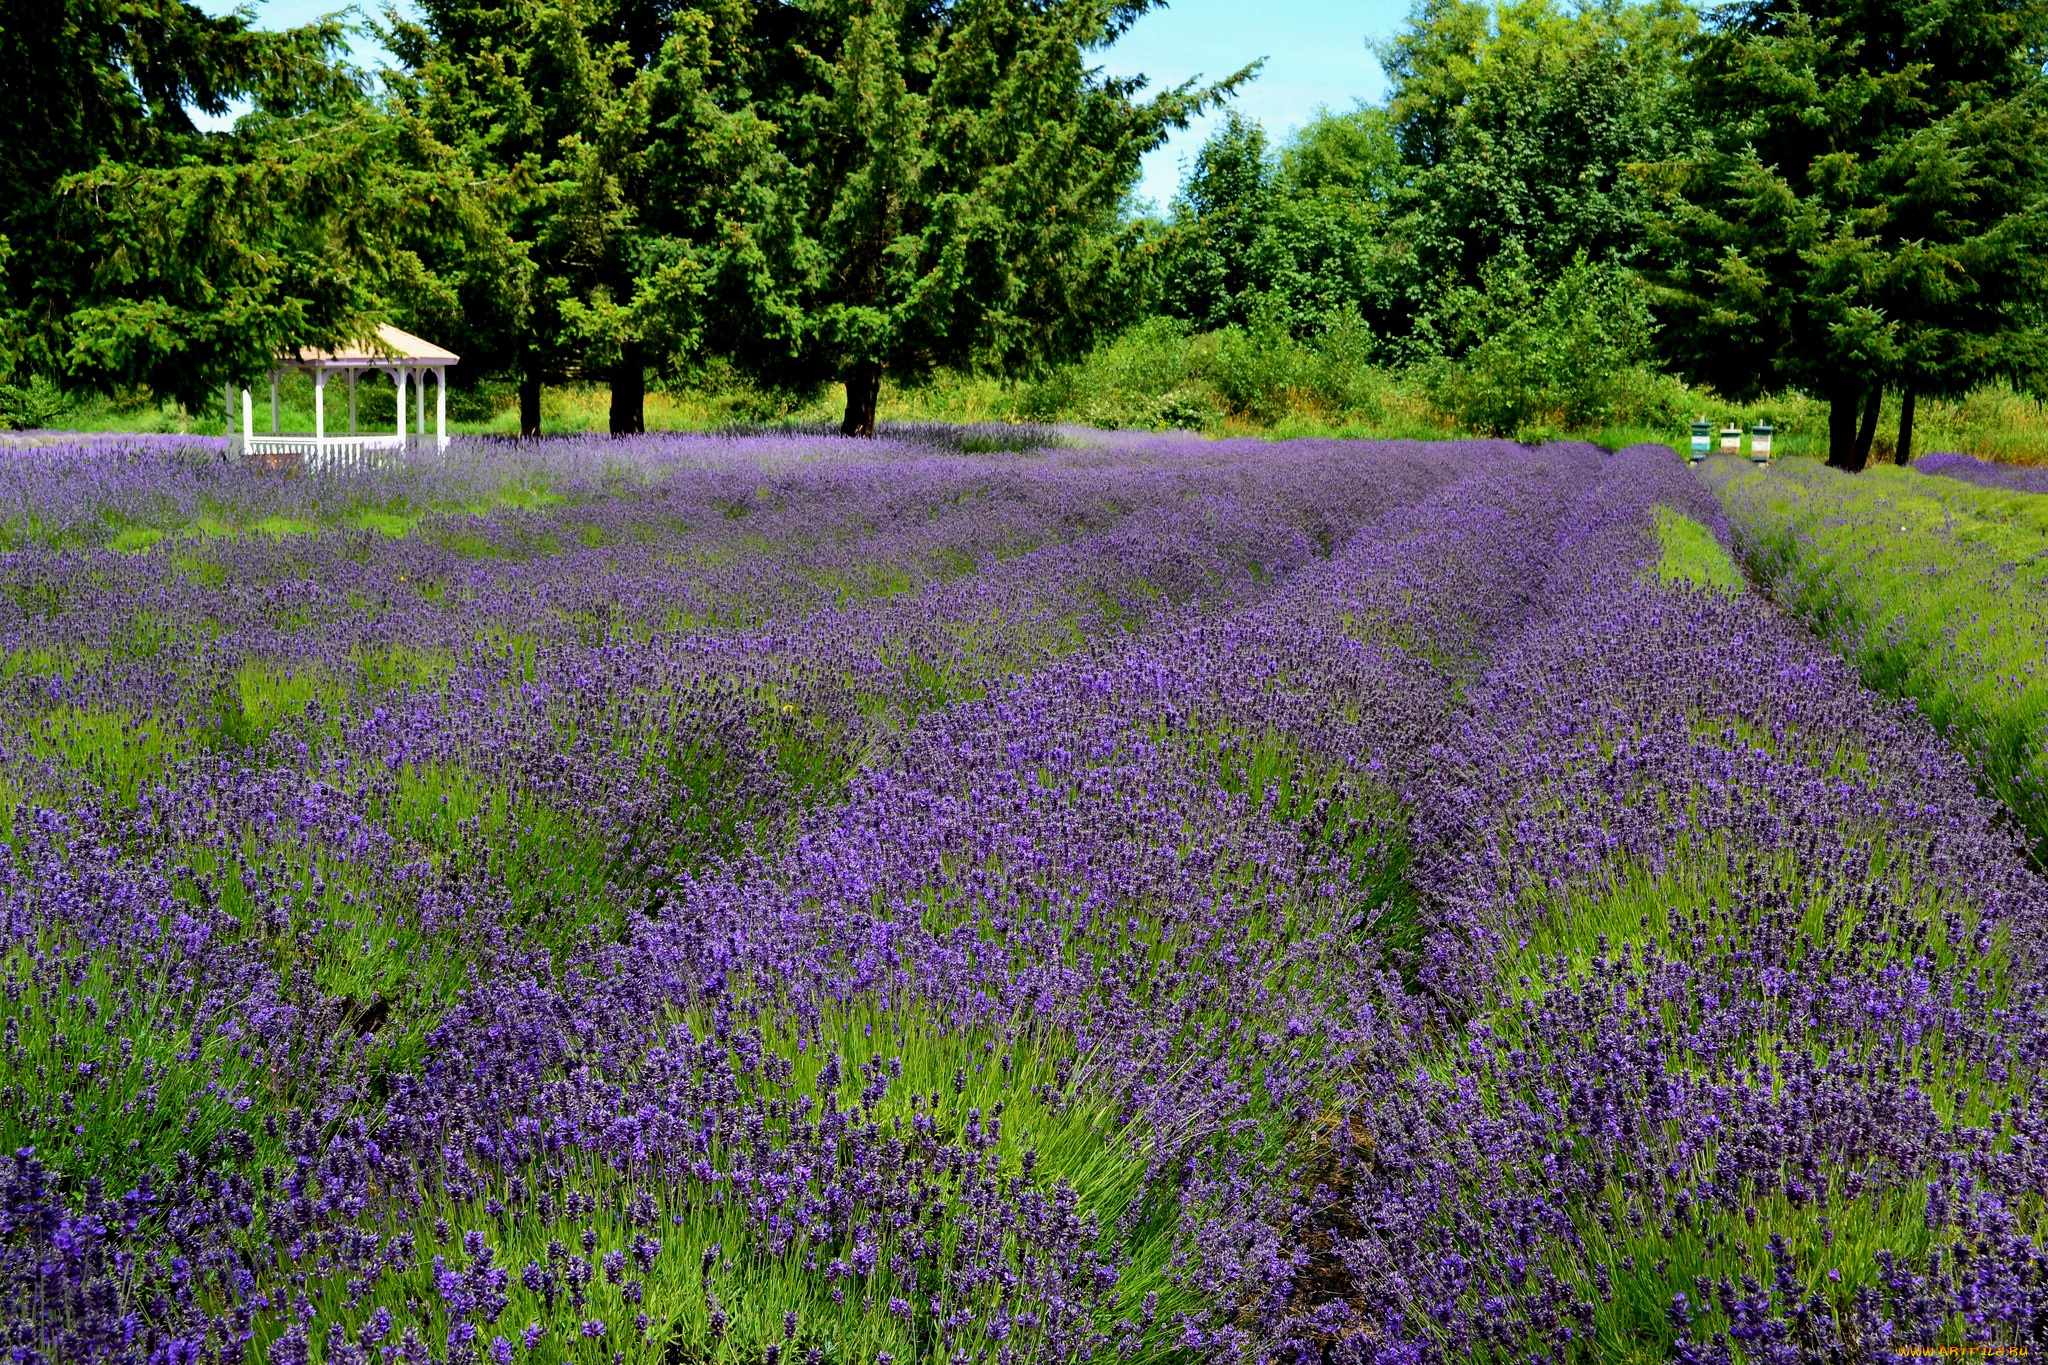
(2, 432), (2044, 1365)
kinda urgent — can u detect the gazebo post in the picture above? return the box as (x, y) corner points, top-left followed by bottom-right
(242, 387), (254, 449)
(395, 367), (407, 444)
(436, 366), (447, 449)
(415, 364), (426, 445)
(314, 372), (327, 444)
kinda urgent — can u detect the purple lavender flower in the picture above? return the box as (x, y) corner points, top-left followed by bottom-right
(1914, 449), (2048, 493)
(2, 433), (2040, 1364)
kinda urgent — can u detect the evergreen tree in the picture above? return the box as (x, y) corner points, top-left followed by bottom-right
(51, 102), (523, 411)
(1875, 100), (2048, 461)
(0, 0), (358, 398)
(1657, 0), (2048, 468)
(629, 2), (792, 411)
(670, 0), (1238, 436)
(389, 0), (650, 434)
(0, 1), (519, 412)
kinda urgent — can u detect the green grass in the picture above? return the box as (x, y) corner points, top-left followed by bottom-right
(1, 645), (97, 681)
(0, 938), (288, 1194)
(17, 706), (198, 804)
(1650, 506), (1744, 593)
(249, 513), (317, 538)
(351, 508), (418, 536)
(136, 490), (555, 551)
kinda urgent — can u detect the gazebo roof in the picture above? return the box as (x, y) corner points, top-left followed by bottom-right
(288, 324), (459, 367)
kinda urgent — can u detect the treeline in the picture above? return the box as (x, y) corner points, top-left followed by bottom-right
(1133, 0), (2048, 466)
(2, 0), (1238, 438)
(5, 0), (2048, 466)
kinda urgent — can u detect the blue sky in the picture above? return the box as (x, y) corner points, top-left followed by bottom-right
(1101, 0), (1403, 212)
(197, 0), (1409, 211)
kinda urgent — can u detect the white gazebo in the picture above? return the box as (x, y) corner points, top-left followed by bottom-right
(227, 325), (459, 467)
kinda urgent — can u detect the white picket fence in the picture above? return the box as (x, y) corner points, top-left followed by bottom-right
(229, 434), (450, 475)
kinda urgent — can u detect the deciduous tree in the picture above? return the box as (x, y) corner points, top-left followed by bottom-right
(1379, 0), (1697, 291)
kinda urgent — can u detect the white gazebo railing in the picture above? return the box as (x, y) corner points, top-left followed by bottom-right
(226, 324), (459, 469)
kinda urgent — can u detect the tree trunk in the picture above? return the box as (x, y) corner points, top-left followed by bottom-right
(610, 341), (646, 436)
(519, 363), (543, 439)
(1896, 387), (1917, 464)
(1825, 379), (1863, 469)
(1852, 382), (1884, 470)
(841, 361), (882, 438)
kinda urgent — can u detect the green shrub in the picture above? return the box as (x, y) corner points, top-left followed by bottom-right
(1019, 317), (1227, 429)
(0, 375), (72, 430)
(1421, 250), (1680, 434)
(1209, 313), (1318, 424)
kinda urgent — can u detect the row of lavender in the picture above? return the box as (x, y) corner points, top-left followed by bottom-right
(1915, 450), (2048, 495)
(1701, 452), (2048, 863)
(4, 434), (2044, 1363)
(0, 435), (1441, 951)
(1347, 449), (2047, 1360)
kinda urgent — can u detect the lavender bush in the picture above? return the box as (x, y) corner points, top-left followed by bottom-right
(1915, 450), (2048, 495)
(1704, 453), (2048, 861)
(1, 433), (2041, 1364)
